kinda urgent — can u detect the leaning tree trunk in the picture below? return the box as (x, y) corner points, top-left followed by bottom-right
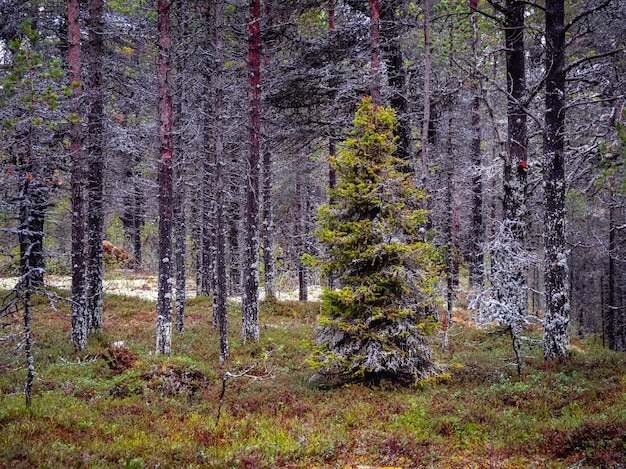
(155, 0), (174, 355)
(86, 0), (105, 335)
(543, 0), (570, 361)
(241, 0), (261, 343)
(68, 0), (88, 350)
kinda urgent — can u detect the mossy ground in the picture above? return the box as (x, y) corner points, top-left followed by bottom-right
(1, 289), (625, 468)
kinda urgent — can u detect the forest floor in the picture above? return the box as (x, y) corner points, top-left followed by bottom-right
(0, 274), (323, 302)
(0, 284), (625, 468)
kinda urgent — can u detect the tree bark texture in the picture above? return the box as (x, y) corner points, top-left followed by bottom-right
(503, 0), (528, 235)
(19, 180), (46, 288)
(68, 0), (88, 351)
(295, 167), (308, 302)
(261, 1), (275, 303)
(155, 0), (174, 355)
(421, 0), (432, 183)
(86, 0), (105, 335)
(242, 0), (261, 343)
(173, 0), (188, 334)
(607, 194), (626, 351)
(543, 0), (570, 361)
(213, 0), (229, 363)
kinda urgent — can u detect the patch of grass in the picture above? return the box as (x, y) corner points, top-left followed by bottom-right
(1, 289), (625, 468)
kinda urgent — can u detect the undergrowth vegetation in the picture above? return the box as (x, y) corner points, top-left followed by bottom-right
(1, 290), (625, 468)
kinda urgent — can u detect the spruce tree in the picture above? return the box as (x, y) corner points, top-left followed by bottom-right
(308, 98), (443, 386)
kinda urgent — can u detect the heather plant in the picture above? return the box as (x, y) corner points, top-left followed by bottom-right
(307, 98), (443, 386)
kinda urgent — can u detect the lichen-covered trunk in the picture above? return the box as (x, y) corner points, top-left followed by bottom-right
(607, 194), (626, 351)
(19, 180), (46, 288)
(173, 0), (188, 334)
(295, 168), (308, 302)
(213, 0), (228, 363)
(23, 287), (34, 406)
(68, 0), (88, 351)
(491, 0), (529, 346)
(469, 93), (483, 288)
(369, 0), (381, 104)
(155, 0), (174, 355)
(261, 147), (275, 302)
(503, 0), (528, 239)
(86, 0), (105, 335)
(543, 0), (569, 361)
(242, 0), (261, 343)
(420, 0), (431, 184)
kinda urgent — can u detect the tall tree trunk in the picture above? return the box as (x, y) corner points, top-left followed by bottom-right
(369, 0), (381, 104)
(155, 0), (174, 355)
(543, 0), (569, 361)
(421, 0), (432, 183)
(468, 11), (484, 288)
(173, 0), (188, 334)
(469, 90), (483, 287)
(86, 0), (105, 335)
(607, 192), (618, 350)
(242, 0), (261, 343)
(261, 1), (275, 303)
(261, 146), (275, 302)
(68, 0), (87, 350)
(213, 0), (228, 363)
(503, 0), (528, 246)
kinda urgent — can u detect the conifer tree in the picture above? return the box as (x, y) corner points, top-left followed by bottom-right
(308, 98), (443, 386)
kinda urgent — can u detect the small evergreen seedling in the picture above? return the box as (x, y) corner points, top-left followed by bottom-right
(308, 98), (443, 386)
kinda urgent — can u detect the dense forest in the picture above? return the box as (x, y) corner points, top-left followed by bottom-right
(1, 0), (626, 464)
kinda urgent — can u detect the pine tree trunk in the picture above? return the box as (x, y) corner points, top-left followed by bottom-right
(213, 0), (228, 363)
(173, 0), (188, 334)
(86, 0), (105, 335)
(19, 181), (46, 288)
(491, 0), (529, 356)
(469, 92), (483, 287)
(421, 0), (432, 184)
(261, 2), (275, 304)
(295, 168), (308, 302)
(543, 0), (569, 361)
(607, 192), (621, 351)
(468, 11), (484, 287)
(23, 287), (34, 406)
(155, 0), (174, 355)
(68, 0), (88, 351)
(262, 148), (275, 302)
(242, 0), (261, 343)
